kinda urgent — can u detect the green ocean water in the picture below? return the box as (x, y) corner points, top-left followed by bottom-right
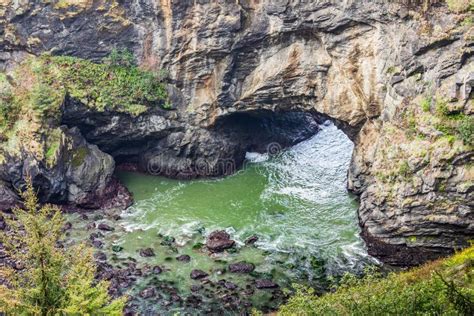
(67, 123), (373, 314)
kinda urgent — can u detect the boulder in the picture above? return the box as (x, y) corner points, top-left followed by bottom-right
(139, 248), (155, 257)
(190, 269), (209, 280)
(228, 262), (255, 273)
(255, 279), (278, 289)
(206, 230), (235, 253)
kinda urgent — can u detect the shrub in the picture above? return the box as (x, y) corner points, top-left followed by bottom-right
(278, 246), (474, 316)
(420, 96), (431, 112)
(446, 0), (473, 13)
(398, 161), (411, 177)
(48, 54), (168, 114)
(435, 98), (449, 116)
(458, 115), (474, 146)
(0, 179), (126, 314)
(104, 48), (136, 68)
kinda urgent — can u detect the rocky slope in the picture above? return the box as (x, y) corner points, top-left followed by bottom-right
(0, 0), (473, 266)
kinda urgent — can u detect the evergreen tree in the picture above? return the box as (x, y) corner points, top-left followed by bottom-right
(0, 179), (126, 315)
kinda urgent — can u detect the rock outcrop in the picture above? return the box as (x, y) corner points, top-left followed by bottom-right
(0, 0), (472, 265)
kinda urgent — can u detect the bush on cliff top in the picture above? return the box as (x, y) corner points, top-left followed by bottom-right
(0, 179), (126, 314)
(35, 53), (168, 115)
(3, 52), (168, 122)
(278, 246), (474, 315)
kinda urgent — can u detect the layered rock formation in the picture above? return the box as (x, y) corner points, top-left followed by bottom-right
(0, 0), (473, 265)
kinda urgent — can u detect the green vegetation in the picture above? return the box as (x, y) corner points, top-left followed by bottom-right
(386, 66), (400, 74)
(71, 146), (89, 167)
(0, 50), (170, 164)
(398, 160), (411, 178)
(435, 98), (450, 116)
(420, 96), (431, 112)
(446, 0), (474, 13)
(0, 179), (126, 314)
(1, 51), (168, 126)
(458, 115), (474, 146)
(279, 246), (474, 315)
(104, 48), (136, 68)
(39, 52), (168, 115)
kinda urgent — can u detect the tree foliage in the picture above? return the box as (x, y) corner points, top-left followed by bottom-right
(0, 179), (126, 315)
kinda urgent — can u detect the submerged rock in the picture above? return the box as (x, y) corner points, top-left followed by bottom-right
(190, 269), (209, 280)
(139, 287), (156, 299)
(206, 230), (235, 253)
(218, 279), (238, 290)
(139, 248), (155, 257)
(92, 240), (103, 248)
(255, 279), (278, 289)
(112, 245), (124, 252)
(176, 254), (191, 262)
(228, 262), (255, 273)
(190, 284), (203, 292)
(245, 235), (259, 245)
(152, 265), (163, 274)
(94, 252), (107, 261)
(98, 223), (114, 231)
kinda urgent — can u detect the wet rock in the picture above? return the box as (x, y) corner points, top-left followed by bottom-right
(63, 222), (72, 231)
(186, 294), (202, 306)
(98, 223), (114, 231)
(160, 235), (175, 246)
(92, 240), (103, 248)
(190, 284), (203, 292)
(139, 287), (156, 299)
(139, 248), (155, 257)
(89, 232), (102, 240)
(94, 251), (107, 261)
(0, 216), (6, 230)
(255, 279), (278, 289)
(218, 279), (238, 290)
(171, 294), (182, 302)
(228, 262), (255, 273)
(86, 222), (96, 230)
(190, 269), (209, 280)
(206, 230), (235, 252)
(245, 235), (259, 245)
(112, 245), (123, 252)
(176, 254), (191, 262)
(152, 265), (163, 274)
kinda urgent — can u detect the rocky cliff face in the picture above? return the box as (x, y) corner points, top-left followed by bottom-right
(0, 0), (472, 266)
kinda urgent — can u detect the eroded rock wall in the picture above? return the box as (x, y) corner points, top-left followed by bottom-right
(0, 0), (472, 265)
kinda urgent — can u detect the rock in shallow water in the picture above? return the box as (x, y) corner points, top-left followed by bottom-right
(152, 265), (163, 274)
(228, 262), (255, 273)
(206, 230), (235, 252)
(139, 287), (156, 299)
(98, 223), (114, 231)
(245, 235), (259, 245)
(176, 254), (191, 262)
(139, 248), (155, 257)
(255, 279), (278, 289)
(190, 269), (209, 280)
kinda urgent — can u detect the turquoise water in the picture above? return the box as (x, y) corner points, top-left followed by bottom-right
(68, 123), (373, 314)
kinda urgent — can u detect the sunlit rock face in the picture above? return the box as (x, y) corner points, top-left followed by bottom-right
(0, 0), (473, 265)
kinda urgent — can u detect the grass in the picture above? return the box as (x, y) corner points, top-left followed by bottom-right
(278, 245), (474, 316)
